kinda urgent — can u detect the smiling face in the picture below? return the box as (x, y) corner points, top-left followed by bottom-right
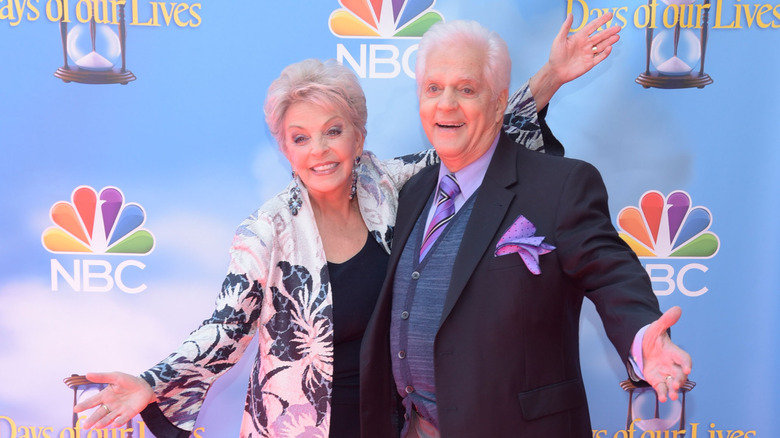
(282, 101), (364, 201)
(418, 43), (508, 172)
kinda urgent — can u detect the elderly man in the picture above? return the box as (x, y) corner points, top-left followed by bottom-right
(360, 19), (692, 438)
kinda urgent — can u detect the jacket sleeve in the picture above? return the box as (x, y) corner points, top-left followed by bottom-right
(379, 149), (440, 192)
(139, 212), (272, 433)
(503, 80), (565, 157)
(553, 160), (661, 362)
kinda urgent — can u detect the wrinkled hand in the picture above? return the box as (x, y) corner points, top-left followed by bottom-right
(73, 372), (155, 429)
(529, 12), (622, 109)
(547, 12), (622, 86)
(641, 306), (693, 403)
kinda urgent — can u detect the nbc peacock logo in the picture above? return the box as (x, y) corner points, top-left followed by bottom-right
(617, 190), (719, 259)
(42, 186), (155, 255)
(329, 0), (444, 38)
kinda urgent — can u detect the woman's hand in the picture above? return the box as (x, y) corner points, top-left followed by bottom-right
(547, 12), (622, 86)
(73, 371), (156, 429)
(530, 12), (622, 109)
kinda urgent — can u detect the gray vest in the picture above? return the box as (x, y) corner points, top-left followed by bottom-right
(390, 193), (476, 431)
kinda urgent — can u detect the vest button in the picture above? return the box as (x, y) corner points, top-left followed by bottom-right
(405, 385), (414, 394)
(411, 271), (420, 280)
(401, 311), (409, 320)
(398, 350), (406, 359)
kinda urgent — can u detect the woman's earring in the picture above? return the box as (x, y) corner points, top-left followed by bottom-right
(288, 171), (302, 216)
(349, 156), (361, 200)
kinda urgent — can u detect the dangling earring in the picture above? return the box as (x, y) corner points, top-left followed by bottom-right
(349, 156), (361, 200)
(288, 171), (302, 216)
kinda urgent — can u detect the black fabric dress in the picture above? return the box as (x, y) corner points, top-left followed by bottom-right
(327, 232), (389, 438)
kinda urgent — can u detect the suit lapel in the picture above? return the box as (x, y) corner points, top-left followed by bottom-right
(440, 135), (519, 326)
(391, 164), (440, 264)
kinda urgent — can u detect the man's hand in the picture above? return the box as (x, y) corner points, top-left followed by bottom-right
(641, 306), (693, 402)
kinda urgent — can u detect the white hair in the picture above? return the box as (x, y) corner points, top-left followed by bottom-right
(415, 20), (511, 98)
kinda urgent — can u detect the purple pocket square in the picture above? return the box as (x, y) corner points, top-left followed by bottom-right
(494, 215), (555, 275)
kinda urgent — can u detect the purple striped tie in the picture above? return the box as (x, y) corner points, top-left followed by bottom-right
(420, 174), (461, 261)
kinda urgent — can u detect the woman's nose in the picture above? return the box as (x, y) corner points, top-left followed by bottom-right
(312, 136), (329, 154)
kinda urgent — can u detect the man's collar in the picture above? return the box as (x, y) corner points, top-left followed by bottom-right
(438, 132), (501, 201)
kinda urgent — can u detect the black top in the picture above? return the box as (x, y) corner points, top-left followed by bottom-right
(139, 232), (390, 438)
(327, 232), (389, 438)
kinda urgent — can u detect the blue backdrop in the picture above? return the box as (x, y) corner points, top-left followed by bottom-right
(1, 0), (778, 437)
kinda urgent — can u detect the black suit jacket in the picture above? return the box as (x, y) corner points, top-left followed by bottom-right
(360, 133), (661, 438)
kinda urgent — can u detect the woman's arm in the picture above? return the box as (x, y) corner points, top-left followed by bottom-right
(137, 219), (271, 433)
(504, 12), (622, 156)
(73, 213), (273, 435)
(381, 13), (623, 185)
(528, 12), (621, 110)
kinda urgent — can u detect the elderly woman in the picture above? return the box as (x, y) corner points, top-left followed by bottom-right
(73, 14), (620, 438)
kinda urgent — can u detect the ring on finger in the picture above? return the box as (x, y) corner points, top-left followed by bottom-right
(591, 44), (598, 54)
(101, 404), (110, 415)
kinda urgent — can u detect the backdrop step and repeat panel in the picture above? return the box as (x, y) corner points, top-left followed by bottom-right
(1, 1), (778, 437)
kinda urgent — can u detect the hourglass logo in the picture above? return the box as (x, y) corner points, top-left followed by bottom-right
(329, 0), (443, 38)
(635, 0), (713, 89)
(53, 0), (136, 85)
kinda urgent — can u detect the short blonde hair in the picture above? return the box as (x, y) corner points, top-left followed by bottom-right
(264, 59), (368, 150)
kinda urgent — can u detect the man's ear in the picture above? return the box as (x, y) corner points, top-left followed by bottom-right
(495, 88), (509, 122)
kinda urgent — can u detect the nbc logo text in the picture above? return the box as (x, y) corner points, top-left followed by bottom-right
(42, 186), (155, 294)
(617, 190), (719, 297)
(329, 0), (443, 79)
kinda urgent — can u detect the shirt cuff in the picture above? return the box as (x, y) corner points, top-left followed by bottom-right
(628, 324), (650, 381)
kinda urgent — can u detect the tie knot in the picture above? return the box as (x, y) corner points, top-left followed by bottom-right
(439, 174), (460, 199)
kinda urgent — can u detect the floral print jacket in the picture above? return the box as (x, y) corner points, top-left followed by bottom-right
(139, 83), (543, 438)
